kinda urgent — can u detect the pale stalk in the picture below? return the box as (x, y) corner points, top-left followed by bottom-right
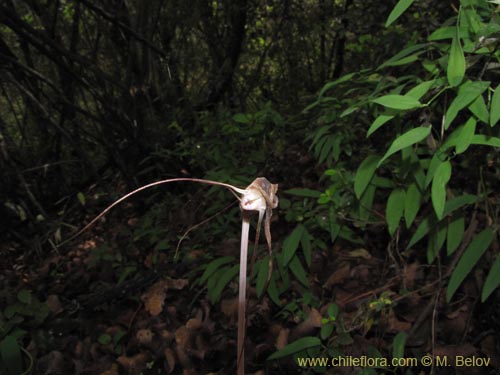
(237, 214), (250, 375)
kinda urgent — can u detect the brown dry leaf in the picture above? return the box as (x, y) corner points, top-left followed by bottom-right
(433, 344), (476, 365)
(220, 298), (238, 321)
(275, 327), (289, 349)
(386, 309), (411, 332)
(185, 318), (203, 330)
(100, 363), (119, 375)
(167, 278), (189, 290)
(142, 280), (168, 316)
(164, 348), (176, 374)
(404, 262), (419, 288)
(136, 329), (153, 346)
(324, 262), (350, 289)
(46, 294), (63, 314)
(290, 308), (322, 340)
(117, 352), (150, 374)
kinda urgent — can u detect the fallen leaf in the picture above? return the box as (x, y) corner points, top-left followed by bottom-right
(142, 280), (168, 316)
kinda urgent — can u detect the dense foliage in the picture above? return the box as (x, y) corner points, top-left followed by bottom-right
(1, 0), (499, 374)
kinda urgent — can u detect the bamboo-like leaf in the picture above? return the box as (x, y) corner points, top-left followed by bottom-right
(268, 336), (321, 360)
(406, 216), (434, 250)
(289, 255), (309, 286)
(392, 332), (407, 360)
(286, 188), (322, 198)
(447, 228), (494, 302)
(447, 216), (464, 255)
(471, 134), (500, 147)
(490, 84), (500, 126)
(367, 114), (395, 137)
(427, 222), (447, 263)
(385, 0), (415, 27)
(209, 264), (239, 303)
(371, 95), (422, 110)
(455, 117), (476, 154)
(354, 155), (381, 198)
(431, 161), (452, 219)
(468, 95), (489, 124)
(482, 254), (500, 302)
(283, 225), (306, 265)
(256, 256), (270, 298)
(404, 183), (421, 227)
(386, 188), (405, 236)
(199, 256), (234, 284)
(445, 81), (490, 129)
(378, 127), (431, 166)
(0, 336), (23, 375)
(447, 32), (465, 87)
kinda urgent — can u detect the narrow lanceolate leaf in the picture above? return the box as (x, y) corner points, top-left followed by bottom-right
(367, 114), (395, 137)
(482, 254), (500, 302)
(447, 33), (466, 87)
(283, 224), (305, 265)
(431, 161), (452, 220)
(447, 228), (494, 302)
(371, 95), (422, 110)
(447, 216), (464, 255)
(392, 332), (407, 360)
(471, 134), (500, 147)
(404, 183), (421, 227)
(256, 255), (270, 298)
(490, 84), (500, 127)
(445, 81), (489, 129)
(378, 127), (431, 166)
(354, 155), (381, 198)
(385, 0), (415, 27)
(386, 188), (405, 236)
(268, 337), (321, 360)
(455, 117), (476, 154)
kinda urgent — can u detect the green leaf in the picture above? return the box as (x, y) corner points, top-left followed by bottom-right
(490, 84), (500, 126)
(431, 161), (452, 219)
(406, 79), (436, 100)
(482, 254), (500, 302)
(378, 43), (427, 70)
(446, 228), (494, 302)
(289, 255), (309, 286)
(443, 194), (477, 217)
(256, 256), (270, 298)
(318, 73), (356, 97)
(427, 222), (447, 263)
(406, 216), (435, 251)
(301, 231), (312, 267)
(199, 256), (234, 284)
(455, 117), (476, 154)
(354, 155), (381, 198)
(210, 264), (239, 303)
(392, 332), (407, 360)
(447, 216), (464, 255)
(98, 334), (112, 345)
(233, 113), (250, 124)
(367, 114), (395, 137)
(0, 336), (23, 375)
(283, 225), (306, 265)
(445, 81), (490, 129)
(371, 95), (422, 110)
(471, 134), (500, 147)
(468, 95), (489, 124)
(385, 0), (415, 27)
(17, 289), (31, 304)
(386, 188), (405, 236)
(267, 274), (281, 305)
(268, 336), (321, 360)
(404, 183), (421, 227)
(77, 192), (86, 206)
(285, 188), (322, 198)
(378, 127), (431, 166)
(447, 32), (465, 87)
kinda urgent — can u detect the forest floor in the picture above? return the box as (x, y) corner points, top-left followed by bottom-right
(3, 193), (500, 375)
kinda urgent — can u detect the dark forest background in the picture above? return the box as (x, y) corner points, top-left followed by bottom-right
(1, 0), (500, 374)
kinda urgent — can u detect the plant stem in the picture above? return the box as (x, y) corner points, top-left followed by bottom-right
(237, 214), (250, 375)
